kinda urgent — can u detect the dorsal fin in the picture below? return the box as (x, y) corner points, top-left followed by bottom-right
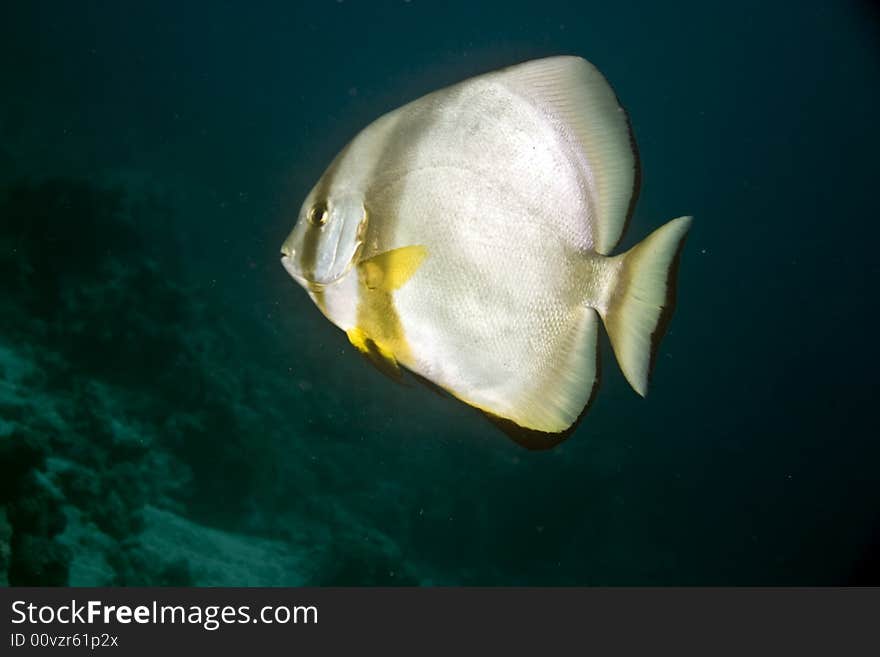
(494, 56), (639, 254)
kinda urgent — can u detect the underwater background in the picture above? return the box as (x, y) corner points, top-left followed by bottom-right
(1, 0), (878, 586)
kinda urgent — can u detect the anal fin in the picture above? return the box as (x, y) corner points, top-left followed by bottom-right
(500, 307), (601, 435)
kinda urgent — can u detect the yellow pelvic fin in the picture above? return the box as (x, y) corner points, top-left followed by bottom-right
(346, 327), (402, 381)
(346, 326), (371, 354)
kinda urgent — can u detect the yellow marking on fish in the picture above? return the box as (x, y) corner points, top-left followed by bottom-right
(346, 245), (427, 373)
(346, 326), (371, 354)
(346, 327), (403, 380)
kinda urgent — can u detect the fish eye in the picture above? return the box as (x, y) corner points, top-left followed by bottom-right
(308, 201), (329, 226)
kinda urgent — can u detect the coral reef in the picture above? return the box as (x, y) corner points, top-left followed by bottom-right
(0, 179), (320, 585)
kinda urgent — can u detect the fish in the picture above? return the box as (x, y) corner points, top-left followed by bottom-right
(281, 55), (692, 446)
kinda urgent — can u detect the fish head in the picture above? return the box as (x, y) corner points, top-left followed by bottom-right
(280, 188), (368, 289)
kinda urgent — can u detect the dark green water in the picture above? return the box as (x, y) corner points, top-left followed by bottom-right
(1, 1), (878, 585)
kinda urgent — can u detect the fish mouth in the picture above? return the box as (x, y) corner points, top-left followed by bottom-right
(280, 253), (350, 291)
(280, 254), (312, 288)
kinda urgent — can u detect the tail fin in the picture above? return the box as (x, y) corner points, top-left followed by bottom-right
(599, 216), (693, 396)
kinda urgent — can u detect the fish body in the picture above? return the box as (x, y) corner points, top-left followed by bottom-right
(282, 56), (691, 440)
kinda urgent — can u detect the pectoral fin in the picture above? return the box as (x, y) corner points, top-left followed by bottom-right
(349, 245), (427, 383)
(358, 245), (427, 291)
